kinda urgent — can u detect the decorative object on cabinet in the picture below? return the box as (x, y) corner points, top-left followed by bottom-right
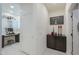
(52, 26), (54, 36)
(58, 25), (62, 36)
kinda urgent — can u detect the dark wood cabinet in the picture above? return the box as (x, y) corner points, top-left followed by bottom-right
(56, 36), (66, 52)
(15, 34), (20, 42)
(47, 35), (56, 49)
(47, 35), (66, 52)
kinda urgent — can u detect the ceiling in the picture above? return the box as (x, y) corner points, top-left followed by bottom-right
(2, 3), (66, 15)
(2, 3), (21, 16)
(45, 3), (66, 12)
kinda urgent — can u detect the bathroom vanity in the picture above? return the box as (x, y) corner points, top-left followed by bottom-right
(2, 13), (20, 48)
(2, 34), (20, 48)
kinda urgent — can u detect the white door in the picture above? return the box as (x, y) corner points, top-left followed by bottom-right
(73, 9), (79, 54)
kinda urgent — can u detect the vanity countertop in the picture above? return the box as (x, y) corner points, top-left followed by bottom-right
(2, 33), (20, 37)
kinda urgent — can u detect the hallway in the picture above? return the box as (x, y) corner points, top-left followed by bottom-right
(0, 3), (79, 55)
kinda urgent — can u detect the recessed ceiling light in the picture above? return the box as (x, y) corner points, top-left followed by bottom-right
(10, 6), (14, 9)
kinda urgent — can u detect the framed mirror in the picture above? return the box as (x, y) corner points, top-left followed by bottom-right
(50, 16), (64, 25)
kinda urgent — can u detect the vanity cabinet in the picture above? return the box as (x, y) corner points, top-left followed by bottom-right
(2, 34), (20, 48)
(47, 35), (66, 52)
(3, 35), (15, 46)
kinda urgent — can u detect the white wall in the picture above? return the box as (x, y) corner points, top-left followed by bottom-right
(65, 3), (72, 54)
(20, 3), (49, 55)
(48, 10), (65, 35)
(33, 4), (49, 54)
(20, 4), (37, 54)
(0, 4), (2, 55)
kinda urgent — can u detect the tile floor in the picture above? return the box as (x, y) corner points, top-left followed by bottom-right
(43, 48), (66, 55)
(1, 43), (66, 55)
(1, 43), (25, 55)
